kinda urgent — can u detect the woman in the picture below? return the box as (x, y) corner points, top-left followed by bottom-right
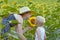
(1, 7), (33, 40)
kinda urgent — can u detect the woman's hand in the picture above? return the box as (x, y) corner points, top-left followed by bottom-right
(23, 26), (32, 33)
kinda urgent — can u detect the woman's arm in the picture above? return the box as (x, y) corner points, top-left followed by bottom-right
(23, 26), (32, 33)
(15, 24), (27, 40)
(14, 14), (27, 40)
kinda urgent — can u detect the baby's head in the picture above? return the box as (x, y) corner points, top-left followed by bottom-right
(35, 16), (45, 26)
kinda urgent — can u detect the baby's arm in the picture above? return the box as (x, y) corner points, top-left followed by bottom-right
(37, 29), (42, 40)
(44, 33), (46, 40)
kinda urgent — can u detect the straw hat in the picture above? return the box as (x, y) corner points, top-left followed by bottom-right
(19, 7), (31, 14)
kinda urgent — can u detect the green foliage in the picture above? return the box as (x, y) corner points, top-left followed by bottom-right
(0, 0), (60, 40)
(9, 20), (19, 25)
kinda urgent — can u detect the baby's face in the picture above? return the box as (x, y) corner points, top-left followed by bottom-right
(35, 19), (44, 26)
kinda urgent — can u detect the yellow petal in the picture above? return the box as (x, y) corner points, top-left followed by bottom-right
(28, 17), (36, 27)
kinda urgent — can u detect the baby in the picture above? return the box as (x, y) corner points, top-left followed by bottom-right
(35, 16), (46, 40)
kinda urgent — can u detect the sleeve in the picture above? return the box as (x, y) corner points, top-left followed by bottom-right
(14, 14), (23, 24)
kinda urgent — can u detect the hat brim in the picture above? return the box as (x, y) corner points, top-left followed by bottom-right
(20, 11), (35, 15)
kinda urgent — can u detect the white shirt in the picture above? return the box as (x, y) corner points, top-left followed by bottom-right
(14, 14), (23, 34)
(14, 14), (23, 24)
(35, 27), (45, 40)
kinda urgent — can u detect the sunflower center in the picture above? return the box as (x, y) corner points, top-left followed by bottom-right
(31, 19), (35, 24)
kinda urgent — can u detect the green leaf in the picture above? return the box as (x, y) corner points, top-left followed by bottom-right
(9, 20), (19, 25)
(0, 10), (9, 18)
(6, 6), (19, 13)
(4, 0), (8, 4)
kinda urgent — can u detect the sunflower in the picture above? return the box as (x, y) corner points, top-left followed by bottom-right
(54, 2), (58, 7)
(28, 17), (36, 27)
(1, 4), (7, 9)
(0, 0), (3, 3)
(13, 2), (17, 5)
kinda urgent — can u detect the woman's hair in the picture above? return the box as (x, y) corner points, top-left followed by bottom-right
(20, 11), (31, 15)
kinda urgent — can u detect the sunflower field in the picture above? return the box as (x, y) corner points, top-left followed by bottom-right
(0, 0), (60, 40)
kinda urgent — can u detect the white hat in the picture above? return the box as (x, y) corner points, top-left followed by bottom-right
(19, 7), (31, 14)
(36, 16), (45, 23)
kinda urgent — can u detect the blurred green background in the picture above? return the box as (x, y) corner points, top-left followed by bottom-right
(0, 0), (60, 40)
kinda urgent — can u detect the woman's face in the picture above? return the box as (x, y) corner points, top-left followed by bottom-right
(23, 12), (31, 20)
